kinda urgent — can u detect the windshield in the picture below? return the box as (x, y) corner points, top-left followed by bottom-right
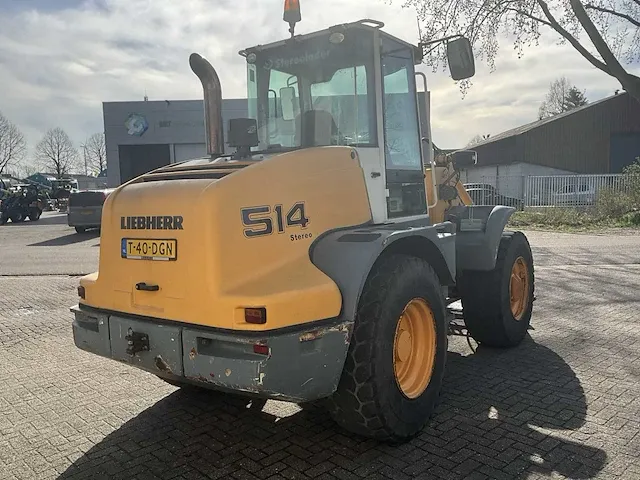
(245, 28), (377, 151)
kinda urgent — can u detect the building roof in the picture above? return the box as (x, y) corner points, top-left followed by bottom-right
(469, 92), (626, 149)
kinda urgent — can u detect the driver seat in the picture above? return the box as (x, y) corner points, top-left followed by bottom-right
(295, 109), (339, 147)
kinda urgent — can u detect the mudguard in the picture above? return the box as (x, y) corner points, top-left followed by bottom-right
(448, 205), (516, 272)
(309, 220), (456, 325)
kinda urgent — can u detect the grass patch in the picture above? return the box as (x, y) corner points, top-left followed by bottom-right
(507, 208), (632, 232)
(508, 204), (640, 232)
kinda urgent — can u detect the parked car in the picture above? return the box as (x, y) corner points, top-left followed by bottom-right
(67, 188), (114, 233)
(464, 183), (524, 210)
(552, 183), (596, 206)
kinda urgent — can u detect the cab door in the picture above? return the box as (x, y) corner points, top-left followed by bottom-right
(379, 37), (427, 220)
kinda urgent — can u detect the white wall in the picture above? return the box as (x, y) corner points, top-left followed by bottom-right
(460, 162), (576, 200)
(519, 163), (575, 177)
(173, 143), (207, 163)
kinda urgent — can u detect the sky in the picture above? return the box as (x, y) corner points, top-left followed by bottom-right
(0, 0), (638, 167)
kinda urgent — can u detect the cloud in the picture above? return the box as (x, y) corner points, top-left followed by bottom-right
(0, 0), (637, 165)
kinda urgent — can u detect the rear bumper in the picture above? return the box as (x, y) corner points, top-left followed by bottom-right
(68, 207), (103, 227)
(71, 304), (352, 402)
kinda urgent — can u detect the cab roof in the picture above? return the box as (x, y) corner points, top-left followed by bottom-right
(239, 18), (423, 64)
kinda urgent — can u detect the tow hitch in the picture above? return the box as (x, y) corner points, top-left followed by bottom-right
(125, 328), (149, 356)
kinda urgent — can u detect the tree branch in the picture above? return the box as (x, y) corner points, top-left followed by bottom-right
(584, 4), (640, 27)
(505, 8), (553, 27)
(569, 0), (630, 76)
(569, 0), (640, 101)
(537, 0), (612, 75)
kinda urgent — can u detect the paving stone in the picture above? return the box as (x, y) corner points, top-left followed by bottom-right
(1, 229), (639, 479)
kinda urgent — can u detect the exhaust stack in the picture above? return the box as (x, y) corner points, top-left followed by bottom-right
(189, 53), (224, 157)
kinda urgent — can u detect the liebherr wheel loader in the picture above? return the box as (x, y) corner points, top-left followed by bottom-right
(71, 1), (534, 443)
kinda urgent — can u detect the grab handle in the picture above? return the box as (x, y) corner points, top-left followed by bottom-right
(135, 282), (159, 292)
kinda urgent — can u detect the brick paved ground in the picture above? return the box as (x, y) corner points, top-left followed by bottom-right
(1, 224), (639, 479)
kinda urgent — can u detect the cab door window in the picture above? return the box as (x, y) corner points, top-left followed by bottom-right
(380, 38), (426, 218)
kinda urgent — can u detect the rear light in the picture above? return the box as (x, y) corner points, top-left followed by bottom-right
(253, 344), (269, 355)
(245, 307), (266, 324)
(77, 286), (86, 299)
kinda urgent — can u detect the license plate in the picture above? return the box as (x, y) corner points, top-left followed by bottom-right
(121, 238), (177, 261)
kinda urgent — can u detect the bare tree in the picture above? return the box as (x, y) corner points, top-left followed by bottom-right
(35, 128), (79, 177)
(403, 0), (640, 102)
(0, 111), (27, 175)
(81, 132), (106, 176)
(538, 76), (588, 118)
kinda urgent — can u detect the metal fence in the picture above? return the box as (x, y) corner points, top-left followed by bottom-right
(525, 174), (638, 207)
(462, 176), (527, 209)
(461, 174), (639, 209)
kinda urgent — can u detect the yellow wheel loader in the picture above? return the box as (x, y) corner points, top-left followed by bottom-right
(71, 1), (534, 443)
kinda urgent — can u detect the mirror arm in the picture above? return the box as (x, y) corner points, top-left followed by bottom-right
(418, 34), (463, 52)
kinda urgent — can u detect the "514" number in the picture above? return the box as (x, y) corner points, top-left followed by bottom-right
(241, 202), (310, 238)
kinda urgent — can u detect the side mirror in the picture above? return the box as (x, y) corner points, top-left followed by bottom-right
(280, 86), (298, 121)
(446, 37), (475, 81)
(451, 149), (477, 170)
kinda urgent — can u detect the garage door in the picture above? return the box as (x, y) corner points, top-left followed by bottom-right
(174, 143), (207, 163)
(118, 144), (171, 184)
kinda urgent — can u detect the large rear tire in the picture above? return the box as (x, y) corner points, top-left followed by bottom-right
(326, 254), (448, 443)
(459, 231), (534, 348)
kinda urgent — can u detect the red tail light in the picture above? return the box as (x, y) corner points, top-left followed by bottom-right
(245, 307), (267, 324)
(253, 344), (269, 355)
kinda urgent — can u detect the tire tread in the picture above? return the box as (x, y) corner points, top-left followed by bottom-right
(326, 253), (446, 443)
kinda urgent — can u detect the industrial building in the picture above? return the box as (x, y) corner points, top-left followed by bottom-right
(457, 92), (640, 203)
(103, 99), (248, 188)
(463, 91), (640, 179)
(104, 92), (639, 197)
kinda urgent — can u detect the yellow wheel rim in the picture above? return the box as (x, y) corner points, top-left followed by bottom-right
(393, 298), (437, 399)
(509, 256), (530, 320)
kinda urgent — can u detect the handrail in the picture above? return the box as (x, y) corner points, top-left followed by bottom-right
(415, 71), (438, 209)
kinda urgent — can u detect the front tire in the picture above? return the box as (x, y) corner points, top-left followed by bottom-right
(75, 226), (86, 234)
(459, 231), (535, 347)
(326, 254), (448, 443)
(29, 208), (42, 221)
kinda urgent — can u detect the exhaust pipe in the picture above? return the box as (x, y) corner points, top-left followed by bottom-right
(189, 53), (225, 157)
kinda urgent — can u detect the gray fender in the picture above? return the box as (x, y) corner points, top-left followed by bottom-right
(452, 205), (516, 272)
(309, 221), (456, 327)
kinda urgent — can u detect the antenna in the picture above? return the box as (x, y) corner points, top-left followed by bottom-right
(144, 89), (149, 101)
